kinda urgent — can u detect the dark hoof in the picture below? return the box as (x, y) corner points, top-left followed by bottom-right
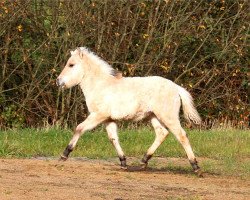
(120, 165), (128, 170)
(194, 169), (204, 177)
(59, 155), (68, 161)
(119, 156), (127, 170)
(140, 154), (152, 170)
(140, 161), (148, 169)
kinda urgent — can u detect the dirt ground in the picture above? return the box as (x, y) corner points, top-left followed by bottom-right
(0, 157), (249, 200)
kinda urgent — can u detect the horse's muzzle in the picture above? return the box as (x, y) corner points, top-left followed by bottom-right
(56, 78), (65, 87)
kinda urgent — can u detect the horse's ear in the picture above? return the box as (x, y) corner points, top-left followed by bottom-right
(76, 47), (84, 59)
(70, 50), (74, 55)
(79, 51), (84, 59)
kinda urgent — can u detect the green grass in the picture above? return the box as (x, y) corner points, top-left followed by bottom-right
(0, 127), (249, 177)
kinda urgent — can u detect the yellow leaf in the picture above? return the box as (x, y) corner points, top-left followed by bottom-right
(198, 25), (206, 29)
(17, 25), (23, 32)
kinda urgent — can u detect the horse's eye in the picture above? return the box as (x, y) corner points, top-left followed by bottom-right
(69, 64), (74, 67)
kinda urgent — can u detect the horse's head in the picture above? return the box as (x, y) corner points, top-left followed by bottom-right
(57, 48), (85, 88)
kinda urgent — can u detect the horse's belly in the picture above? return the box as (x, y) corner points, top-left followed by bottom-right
(130, 111), (152, 121)
(111, 111), (151, 121)
(110, 103), (151, 121)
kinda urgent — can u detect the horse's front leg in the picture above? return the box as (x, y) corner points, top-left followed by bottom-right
(60, 112), (107, 161)
(105, 121), (127, 169)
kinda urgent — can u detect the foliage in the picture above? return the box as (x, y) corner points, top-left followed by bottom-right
(0, 0), (249, 128)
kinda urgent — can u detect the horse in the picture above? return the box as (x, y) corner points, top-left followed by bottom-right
(57, 47), (202, 176)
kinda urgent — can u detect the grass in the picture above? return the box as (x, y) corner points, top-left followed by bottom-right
(0, 127), (249, 178)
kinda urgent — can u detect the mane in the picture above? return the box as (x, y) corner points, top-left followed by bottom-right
(77, 47), (118, 77)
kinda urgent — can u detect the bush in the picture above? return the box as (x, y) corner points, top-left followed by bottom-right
(0, 0), (249, 129)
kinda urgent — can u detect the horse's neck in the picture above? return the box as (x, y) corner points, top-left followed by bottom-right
(79, 57), (114, 96)
(79, 72), (112, 97)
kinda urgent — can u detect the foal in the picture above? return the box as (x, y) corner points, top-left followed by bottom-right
(57, 47), (202, 175)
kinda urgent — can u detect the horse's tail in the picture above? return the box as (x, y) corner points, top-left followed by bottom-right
(177, 86), (201, 125)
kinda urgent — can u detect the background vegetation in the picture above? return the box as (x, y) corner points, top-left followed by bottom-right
(0, 0), (249, 129)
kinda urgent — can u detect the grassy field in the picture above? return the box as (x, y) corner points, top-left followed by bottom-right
(0, 127), (249, 178)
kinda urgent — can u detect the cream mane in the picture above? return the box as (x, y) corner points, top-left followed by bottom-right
(75, 47), (118, 77)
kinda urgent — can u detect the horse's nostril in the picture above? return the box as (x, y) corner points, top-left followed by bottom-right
(56, 78), (65, 87)
(56, 78), (60, 86)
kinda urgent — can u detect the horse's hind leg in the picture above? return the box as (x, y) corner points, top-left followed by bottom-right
(106, 121), (127, 169)
(141, 117), (170, 168)
(60, 112), (107, 161)
(164, 120), (201, 175)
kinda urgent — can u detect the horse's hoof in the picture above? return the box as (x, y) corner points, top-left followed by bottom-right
(194, 169), (204, 177)
(140, 162), (148, 170)
(59, 155), (68, 161)
(120, 165), (128, 170)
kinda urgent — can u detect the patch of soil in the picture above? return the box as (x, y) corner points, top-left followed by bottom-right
(0, 157), (249, 200)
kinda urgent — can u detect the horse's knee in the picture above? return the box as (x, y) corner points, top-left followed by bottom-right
(151, 117), (169, 138)
(75, 124), (84, 134)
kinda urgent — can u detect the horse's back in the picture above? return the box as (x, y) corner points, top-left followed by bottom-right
(106, 76), (180, 121)
(123, 76), (179, 97)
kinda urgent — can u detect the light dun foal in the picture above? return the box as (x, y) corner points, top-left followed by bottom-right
(57, 47), (202, 176)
